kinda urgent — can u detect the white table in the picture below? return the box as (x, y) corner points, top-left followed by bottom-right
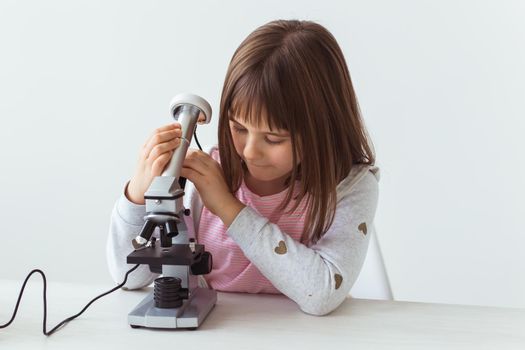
(1, 278), (524, 349)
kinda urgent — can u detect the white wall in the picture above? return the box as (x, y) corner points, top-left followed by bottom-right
(0, 0), (523, 309)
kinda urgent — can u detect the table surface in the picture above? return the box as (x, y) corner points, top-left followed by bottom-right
(1, 278), (524, 350)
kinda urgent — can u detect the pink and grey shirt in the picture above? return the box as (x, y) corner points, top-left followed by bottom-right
(198, 148), (308, 294)
(107, 145), (380, 315)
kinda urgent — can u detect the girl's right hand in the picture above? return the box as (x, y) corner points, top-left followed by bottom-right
(126, 123), (182, 205)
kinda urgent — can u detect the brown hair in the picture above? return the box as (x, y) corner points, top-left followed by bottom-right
(218, 19), (375, 245)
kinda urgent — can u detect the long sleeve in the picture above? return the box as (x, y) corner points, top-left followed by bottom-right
(107, 172), (205, 289)
(226, 167), (379, 316)
(106, 181), (158, 289)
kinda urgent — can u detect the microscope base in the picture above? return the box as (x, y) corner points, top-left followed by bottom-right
(128, 287), (217, 329)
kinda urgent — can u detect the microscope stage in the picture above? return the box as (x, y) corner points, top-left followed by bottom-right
(127, 243), (205, 266)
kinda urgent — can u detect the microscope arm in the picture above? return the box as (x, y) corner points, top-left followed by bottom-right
(132, 94), (212, 249)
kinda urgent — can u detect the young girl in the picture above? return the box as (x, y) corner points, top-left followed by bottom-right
(107, 19), (379, 316)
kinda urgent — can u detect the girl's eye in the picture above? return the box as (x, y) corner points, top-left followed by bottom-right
(232, 125), (285, 145)
(232, 125), (247, 133)
(265, 138), (284, 145)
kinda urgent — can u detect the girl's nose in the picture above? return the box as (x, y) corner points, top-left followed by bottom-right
(243, 136), (263, 162)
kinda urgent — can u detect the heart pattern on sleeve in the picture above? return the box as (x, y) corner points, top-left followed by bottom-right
(334, 274), (343, 289)
(358, 222), (367, 235)
(274, 240), (288, 255)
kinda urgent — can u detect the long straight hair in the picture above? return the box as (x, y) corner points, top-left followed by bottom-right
(218, 20), (375, 245)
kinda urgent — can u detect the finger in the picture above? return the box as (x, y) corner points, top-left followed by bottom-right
(147, 138), (181, 161)
(183, 153), (213, 174)
(180, 166), (204, 183)
(181, 159), (207, 177)
(151, 150), (174, 176)
(142, 129), (182, 158)
(197, 112), (206, 124)
(154, 122), (181, 134)
(185, 149), (213, 167)
(141, 123), (182, 149)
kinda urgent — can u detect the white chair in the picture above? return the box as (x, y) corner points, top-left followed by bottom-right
(350, 229), (393, 300)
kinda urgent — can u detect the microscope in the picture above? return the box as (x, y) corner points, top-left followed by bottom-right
(126, 93), (217, 329)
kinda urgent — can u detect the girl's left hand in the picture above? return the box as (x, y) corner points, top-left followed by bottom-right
(180, 149), (245, 226)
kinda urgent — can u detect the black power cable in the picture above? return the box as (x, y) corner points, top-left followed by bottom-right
(0, 264), (140, 336)
(2, 131), (203, 336)
(193, 128), (203, 151)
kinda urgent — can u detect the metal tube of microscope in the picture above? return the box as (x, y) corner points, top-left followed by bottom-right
(161, 105), (200, 178)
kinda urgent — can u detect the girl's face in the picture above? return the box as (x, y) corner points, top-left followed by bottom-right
(229, 115), (295, 183)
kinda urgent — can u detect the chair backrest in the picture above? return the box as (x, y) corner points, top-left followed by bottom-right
(349, 229), (393, 300)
